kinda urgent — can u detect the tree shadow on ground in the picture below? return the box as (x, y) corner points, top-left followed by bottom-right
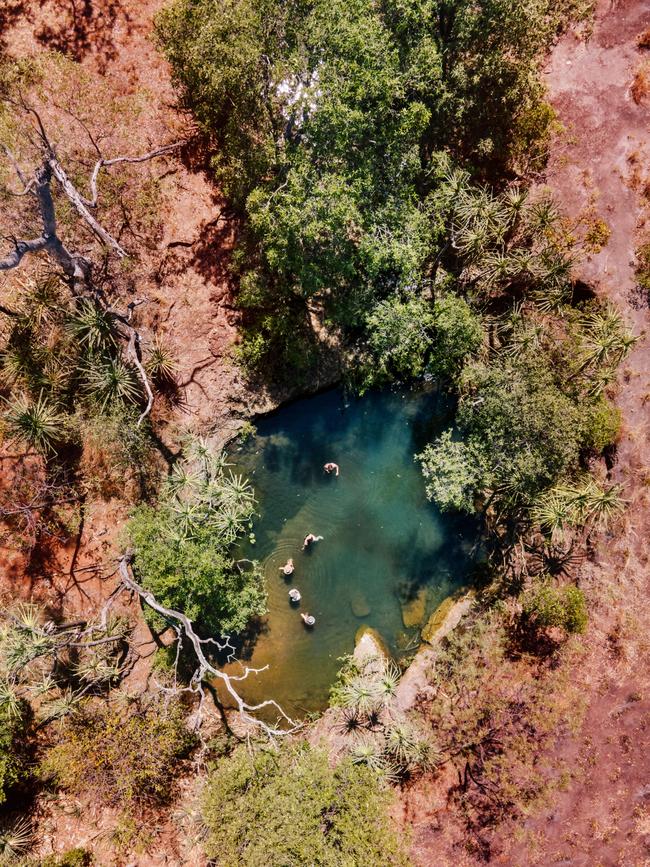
(0, 1), (25, 50)
(33, 0), (132, 73)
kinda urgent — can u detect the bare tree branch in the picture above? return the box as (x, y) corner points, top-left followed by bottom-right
(119, 554), (299, 738)
(86, 142), (183, 209)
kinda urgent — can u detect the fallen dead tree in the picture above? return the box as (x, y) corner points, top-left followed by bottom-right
(118, 553), (299, 738)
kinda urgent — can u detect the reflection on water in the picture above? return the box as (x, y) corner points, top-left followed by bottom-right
(221, 386), (478, 717)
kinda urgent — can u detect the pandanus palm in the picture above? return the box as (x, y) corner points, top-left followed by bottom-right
(82, 355), (141, 411)
(3, 392), (67, 454)
(579, 305), (638, 371)
(67, 298), (118, 352)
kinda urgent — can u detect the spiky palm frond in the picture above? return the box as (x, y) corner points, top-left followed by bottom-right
(581, 481), (625, 527)
(0, 679), (22, 718)
(341, 678), (381, 714)
(166, 464), (202, 499)
(146, 336), (177, 383)
(527, 197), (560, 233)
(377, 661), (400, 700)
(67, 299), (117, 352)
(172, 501), (203, 541)
(0, 817), (33, 858)
(3, 392), (66, 453)
(211, 504), (246, 546)
(350, 737), (387, 773)
(502, 324), (544, 360)
(532, 480), (625, 538)
(502, 185), (529, 222)
(16, 271), (63, 329)
(579, 305), (638, 371)
(0, 339), (39, 388)
(82, 355), (141, 412)
(385, 724), (419, 766)
(39, 687), (82, 723)
(28, 674), (58, 698)
(530, 490), (577, 540)
(74, 654), (122, 684)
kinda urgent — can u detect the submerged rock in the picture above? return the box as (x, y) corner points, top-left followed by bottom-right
(350, 588), (371, 618)
(401, 587), (428, 628)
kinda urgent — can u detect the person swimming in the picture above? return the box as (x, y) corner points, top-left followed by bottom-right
(323, 462), (339, 476)
(279, 558), (295, 576)
(288, 588), (301, 603)
(302, 533), (323, 549)
(301, 612), (316, 627)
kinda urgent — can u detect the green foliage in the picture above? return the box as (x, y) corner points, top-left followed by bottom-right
(127, 439), (266, 634)
(201, 743), (411, 866)
(41, 700), (194, 810)
(420, 355), (583, 512)
(530, 479), (624, 541)
(520, 582), (588, 635)
(145, 336), (177, 384)
(580, 396), (621, 453)
(0, 274), (147, 465)
(157, 0), (579, 376)
(81, 355), (141, 413)
(37, 848), (94, 867)
(0, 817), (33, 862)
(3, 392), (67, 454)
(417, 431), (486, 513)
(0, 701), (26, 805)
(363, 293), (482, 388)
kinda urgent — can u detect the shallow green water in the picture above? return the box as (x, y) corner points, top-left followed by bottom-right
(224, 386), (478, 717)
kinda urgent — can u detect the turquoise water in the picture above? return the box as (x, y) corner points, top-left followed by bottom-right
(224, 386), (478, 717)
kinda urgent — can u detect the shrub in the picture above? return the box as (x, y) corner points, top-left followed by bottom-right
(41, 701), (195, 810)
(580, 396), (621, 453)
(0, 701), (26, 804)
(364, 293), (482, 388)
(38, 849), (94, 867)
(202, 743), (411, 866)
(521, 582), (588, 636)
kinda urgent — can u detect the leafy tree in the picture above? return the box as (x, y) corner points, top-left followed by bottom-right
(127, 440), (266, 634)
(157, 0), (580, 375)
(363, 293), (482, 388)
(417, 431), (487, 513)
(420, 355), (583, 513)
(202, 743), (411, 866)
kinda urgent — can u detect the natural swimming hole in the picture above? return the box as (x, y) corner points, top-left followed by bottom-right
(222, 386), (479, 718)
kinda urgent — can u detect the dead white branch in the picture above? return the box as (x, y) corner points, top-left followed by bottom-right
(86, 142), (183, 209)
(119, 554), (299, 738)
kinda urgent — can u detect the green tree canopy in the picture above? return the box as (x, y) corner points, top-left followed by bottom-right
(202, 743), (411, 866)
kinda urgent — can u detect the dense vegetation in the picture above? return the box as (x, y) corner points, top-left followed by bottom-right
(202, 743), (410, 866)
(127, 437), (266, 634)
(158, 0), (587, 376)
(41, 701), (194, 810)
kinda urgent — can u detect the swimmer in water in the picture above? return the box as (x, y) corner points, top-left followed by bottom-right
(279, 558), (294, 576)
(301, 612), (316, 627)
(302, 533), (323, 549)
(324, 462), (339, 476)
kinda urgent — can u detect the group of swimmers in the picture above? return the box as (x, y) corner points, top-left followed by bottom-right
(277, 462), (340, 628)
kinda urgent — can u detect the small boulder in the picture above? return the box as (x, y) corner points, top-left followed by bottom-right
(401, 587), (428, 628)
(350, 588), (371, 618)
